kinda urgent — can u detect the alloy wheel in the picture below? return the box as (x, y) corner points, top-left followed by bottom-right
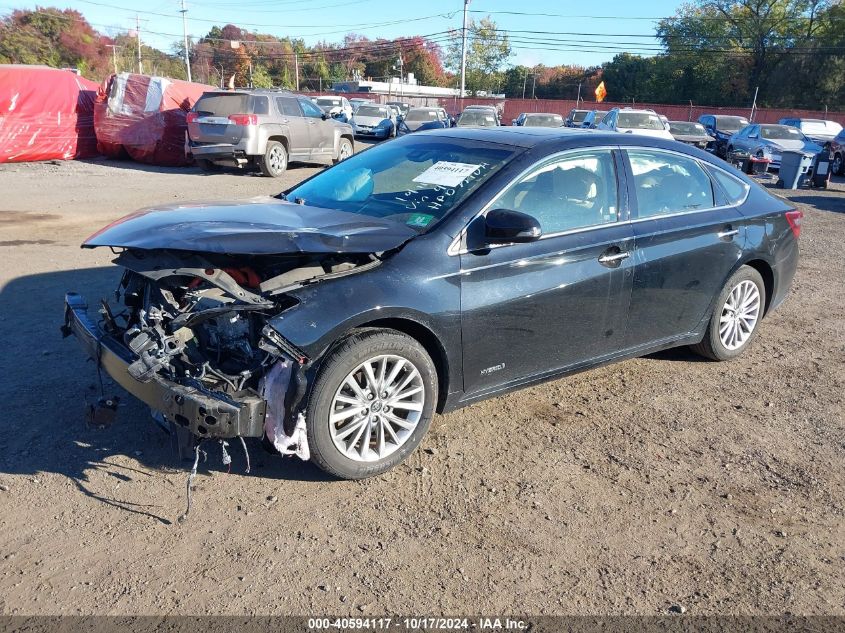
(834, 154), (843, 175)
(339, 142), (352, 160)
(268, 145), (286, 173)
(719, 280), (761, 350)
(328, 354), (425, 462)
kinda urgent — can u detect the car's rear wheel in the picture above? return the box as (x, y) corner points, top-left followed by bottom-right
(259, 141), (288, 177)
(334, 138), (353, 164)
(306, 329), (437, 479)
(690, 266), (765, 361)
(833, 152), (844, 176)
(195, 158), (220, 172)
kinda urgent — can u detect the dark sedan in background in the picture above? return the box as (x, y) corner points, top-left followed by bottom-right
(64, 128), (801, 479)
(698, 114), (750, 157)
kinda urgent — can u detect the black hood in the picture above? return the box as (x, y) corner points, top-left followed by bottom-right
(83, 196), (418, 255)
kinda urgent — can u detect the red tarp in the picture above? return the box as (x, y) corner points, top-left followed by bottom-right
(0, 65), (98, 163)
(94, 73), (215, 166)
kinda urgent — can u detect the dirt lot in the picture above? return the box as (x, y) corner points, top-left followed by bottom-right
(0, 154), (842, 617)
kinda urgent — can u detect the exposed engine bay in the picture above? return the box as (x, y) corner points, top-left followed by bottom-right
(97, 248), (378, 439)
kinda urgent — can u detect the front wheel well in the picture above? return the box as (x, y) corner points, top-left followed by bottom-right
(743, 259), (774, 315)
(343, 318), (449, 413)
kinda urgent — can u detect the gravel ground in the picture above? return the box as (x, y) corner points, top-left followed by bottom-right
(0, 154), (842, 617)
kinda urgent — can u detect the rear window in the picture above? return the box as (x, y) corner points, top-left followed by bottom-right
(570, 110), (589, 123)
(669, 122), (707, 135)
(800, 121), (842, 135)
(715, 116), (749, 132)
(524, 114), (563, 127)
(357, 105), (390, 118)
(708, 167), (749, 205)
(194, 94), (250, 116)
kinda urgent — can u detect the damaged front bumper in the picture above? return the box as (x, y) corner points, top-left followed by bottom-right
(62, 292), (266, 439)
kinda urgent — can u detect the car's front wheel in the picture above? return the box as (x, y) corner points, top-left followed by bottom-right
(334, 138), (353, 164)
(259, 141), (288, 177)
(833, 152), (844, 176)
(690, 265), (766, 361)
(306, 329), (438, 479)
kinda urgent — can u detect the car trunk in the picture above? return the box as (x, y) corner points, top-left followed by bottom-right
(189, 93), (252, 144)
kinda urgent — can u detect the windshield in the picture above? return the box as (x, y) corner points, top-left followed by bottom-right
(194, 93), (249, 116)
(800, 121), (842, 135)
(715, 116), (749, 132)
(570, 110), (589, 123)
(316, 97), (341, 107)
(669, 122), (707, 135)
(406, 109), (439, 122)
(457, 111), (497, 126)
(617, 112), (664, 130)
(284, 137), (520, 232)
(524, 114), (563, 127)
(760, 125), (805, 141)
(357, 105), (390, 118)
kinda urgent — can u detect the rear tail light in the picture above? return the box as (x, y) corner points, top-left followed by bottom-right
(186, 111), (198, 124)
(228, 114), (258, 125)
(785, 209), (803, 238)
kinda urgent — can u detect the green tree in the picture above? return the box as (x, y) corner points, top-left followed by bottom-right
(446, 17), (512, 95)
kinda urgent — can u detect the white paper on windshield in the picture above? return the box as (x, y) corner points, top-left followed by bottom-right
(413, 161), (482, 187)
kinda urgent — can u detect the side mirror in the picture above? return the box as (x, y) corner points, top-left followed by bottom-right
(484, 208), (541, 244)
(321, 113), (329, 120)
(749, 133), (758, 139)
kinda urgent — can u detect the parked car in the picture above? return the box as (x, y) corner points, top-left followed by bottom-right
(829, 127), (845, 175)
(387, 104), (403, 121)
(668, 121), (714, 149)
(727, 123), (822, 170)
(565, 108), (590, 127)
(580, 110), (607, 129)
(512, 112), (528, 126)
(522, 113), (564, 128)
(778, 118), (843, 147)
(65, 127), (801, 479)
(398, 107), (450, 134)
(698, 114), (749, 158)
(352, 103), (397, 139)
(456, 109), (498, 128)
(187, 89), (354, 177)
(349, 98), (374, 113)
(597, 108), (674, 140)
(313, 95), (353, 121)
(385, 101), (411, 117)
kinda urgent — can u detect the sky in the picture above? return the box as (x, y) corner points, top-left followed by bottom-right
(0, 0), (688, 69)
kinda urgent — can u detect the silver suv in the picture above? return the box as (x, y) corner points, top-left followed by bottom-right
(187, 89), (355, 177)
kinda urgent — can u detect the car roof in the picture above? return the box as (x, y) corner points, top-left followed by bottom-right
(525, 112), (562, 117)
(669, 120), (701, 124)
(614, 107), (658, 114)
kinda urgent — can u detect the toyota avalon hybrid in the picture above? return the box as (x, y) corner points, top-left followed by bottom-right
(64, 128), (801, 479)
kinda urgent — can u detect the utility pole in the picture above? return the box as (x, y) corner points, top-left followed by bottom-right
(106, 44), (119, 74)
(522, 68), (528, 99)
(135, 14), (143, 74)
(459, 0), (470, 98)
(576, 82), (582, 108)
(218, 64), (224, 88)
(294, 53), (300, 91)
(179, 0), (192, 82)
(531, 73), (536, 99)
(749, 85), (759, 121)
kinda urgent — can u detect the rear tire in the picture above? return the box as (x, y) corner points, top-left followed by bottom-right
(195, 158), (220, 172)
(306, 329), (438, 479)
(690, 265), (766, 361)
(833, 152), (844, 176)
(259, 141), (287, 177)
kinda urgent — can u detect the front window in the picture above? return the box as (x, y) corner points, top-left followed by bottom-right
(669, 122), (707, 135)
(284, 137), (521, 232)
(524, 114), (563, 128)
(800, 121), (842, 136)
(490, 150), (619, 234)
(405, 110), (440, 122)
(617, 112), (665, 130)
(316, 97), (341, 108)
(356, 105), (390, 118)
(715, 117), (749, 132)
(570, 110), (588, 124)
(457, 111), (497, 127)
(628, 150), (715, 217)
(759, 125), (806, 141)
(300, 99), (324, 118)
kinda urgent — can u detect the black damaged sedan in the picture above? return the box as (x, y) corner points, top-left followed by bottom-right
(64, 128), (801, 479)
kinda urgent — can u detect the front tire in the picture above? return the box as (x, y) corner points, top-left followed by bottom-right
(833, 152), (844, 176)
(334, 138), (353, 164)
(306, 330), (438, 479)
(258, 141), (287, 177)
(690, 266), (766, 361)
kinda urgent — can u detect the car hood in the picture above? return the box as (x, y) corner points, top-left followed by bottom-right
(673, 133), (713, 143)
(762, 138), (822, 153)
(82, 196), (419, 255)
(405, 119), (438, 131)
(353, 115), (388, 127)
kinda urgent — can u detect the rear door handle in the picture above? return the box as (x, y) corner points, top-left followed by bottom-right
(598, 250), (630, 265)
(718, 227), (739, 239)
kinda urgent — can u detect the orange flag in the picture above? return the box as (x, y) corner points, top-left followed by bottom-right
(595, 81), (607, 103)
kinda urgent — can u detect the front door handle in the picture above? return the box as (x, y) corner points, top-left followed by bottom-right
(718, 227), (739, 240)
(598, 250), (630, 266)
